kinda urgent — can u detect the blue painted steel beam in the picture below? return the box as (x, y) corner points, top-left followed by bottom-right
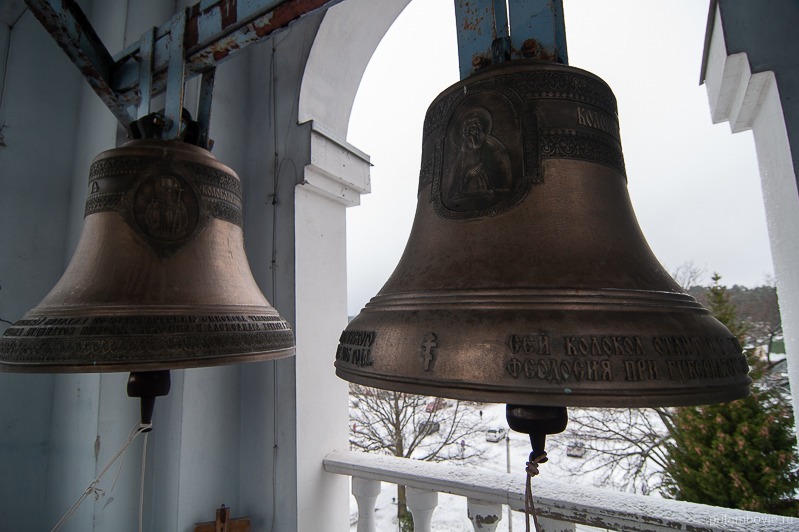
(25, 0), (135, 130)
(453, 0), (501, 79)
(196, 69), (217, 149)
(454, 0), (568, 79)
(112, 0), (347, 109)
(507, 0), (567, 64)
(24, 0), (345, 130)
(137, 27), (156, 118)
(164, 8), (187, 140)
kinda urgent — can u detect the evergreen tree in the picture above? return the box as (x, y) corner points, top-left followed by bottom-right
(662, 274), (799, 515)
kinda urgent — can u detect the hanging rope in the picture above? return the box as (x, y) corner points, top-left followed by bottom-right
(50, 422), (151, 532)
(138, 431), (149, 532)
(524, 451), (546, 532)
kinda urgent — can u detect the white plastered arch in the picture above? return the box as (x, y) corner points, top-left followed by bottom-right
(299, 0), (412, 139)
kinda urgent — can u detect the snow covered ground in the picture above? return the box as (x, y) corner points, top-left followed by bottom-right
(347, 401), (618, 531)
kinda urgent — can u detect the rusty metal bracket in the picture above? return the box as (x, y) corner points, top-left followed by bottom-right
(454, 0), (568, 79)
(508, 0), (567, 63)
(24, 0), (345, 142)
(25, 0), (135, 131)
(137, 27), (156, 119)
(164, 7), (188, 140)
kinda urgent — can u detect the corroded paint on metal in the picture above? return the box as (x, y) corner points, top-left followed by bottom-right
(27, 0), (344, 129)
(454, 0), (496, 79)
(26, 0), (134, 129)
(112, 0), (344, 109)
(508, 0), (568, 64)
(137, 28), (156, 118)
(197, 68), (216, 149)
(455, 0), (568, 79)
(164, 8), (187, 140)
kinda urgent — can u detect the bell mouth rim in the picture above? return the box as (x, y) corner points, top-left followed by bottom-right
(0, 305), (296, 373)
(362, 288), (705, 312)
(19, 304), (286, 318)
(336, 366), (751, 408)
(0, 347), (296, 374)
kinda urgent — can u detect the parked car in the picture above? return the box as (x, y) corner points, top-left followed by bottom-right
(418, 421), (440, 435)
(485, 427), (508, 442)
(566, 441), (586, 458)
(425, 398), (449, 413)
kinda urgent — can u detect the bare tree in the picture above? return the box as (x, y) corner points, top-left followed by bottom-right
(349, 384), (485, 527)
(556, 407), (673, 495)
(560, 273), (790, 501)
(671, 260), (706, 290)
(553, 263), (699, 495)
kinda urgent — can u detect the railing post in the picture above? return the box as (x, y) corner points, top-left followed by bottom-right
(406, 487), (438, 532)
(538, 516), (576, 531)
(467, 498), (502, 531)
(351, 477), (381, 532)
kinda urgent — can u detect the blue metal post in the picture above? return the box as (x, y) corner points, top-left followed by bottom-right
(507, 0), (567, 64)
(137, 27), (156, 118)
(454, 0), (568, 79)
(164, 8), (187, 140)
(25, 0), (135, 130)
(453, 0), (497, 79)
(196, 68), (216, 149)
(24, 0), (347, 133)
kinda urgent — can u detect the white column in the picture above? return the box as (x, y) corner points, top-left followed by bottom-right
(406, 487), (439, 532)
(294, 4), (406, 525)
(352, 477), (382, 532)
(294, 124), (371, 531)
(703, 5), (799, 434)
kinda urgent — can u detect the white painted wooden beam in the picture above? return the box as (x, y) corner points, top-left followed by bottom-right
(324, 450), (798, 531)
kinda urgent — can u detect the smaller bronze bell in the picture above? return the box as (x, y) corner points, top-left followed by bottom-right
(0, 139), (294, 372)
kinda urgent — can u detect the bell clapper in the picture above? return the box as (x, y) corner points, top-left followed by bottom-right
(127, 370), (171, 431)
(506, 405), (569, 532)
(506, 404), (569, 461)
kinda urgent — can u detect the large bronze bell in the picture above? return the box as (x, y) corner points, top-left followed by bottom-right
(337, 60), (749, 409)
(0, 139), (294, 372)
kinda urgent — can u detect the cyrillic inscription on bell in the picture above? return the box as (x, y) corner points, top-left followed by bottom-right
(336, 60), (750, 408)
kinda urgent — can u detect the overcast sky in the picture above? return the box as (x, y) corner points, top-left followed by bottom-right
(345, 0), (772, 316)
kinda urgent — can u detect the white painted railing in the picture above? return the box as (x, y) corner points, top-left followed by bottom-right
(324, 450), (799, 532)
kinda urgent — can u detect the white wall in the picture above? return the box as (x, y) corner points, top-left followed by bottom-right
(703, 2), (799, 434)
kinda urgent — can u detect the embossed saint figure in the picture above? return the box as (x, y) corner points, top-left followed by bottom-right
(448, 107), (512, 201)
(144, 175), (189, 240)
